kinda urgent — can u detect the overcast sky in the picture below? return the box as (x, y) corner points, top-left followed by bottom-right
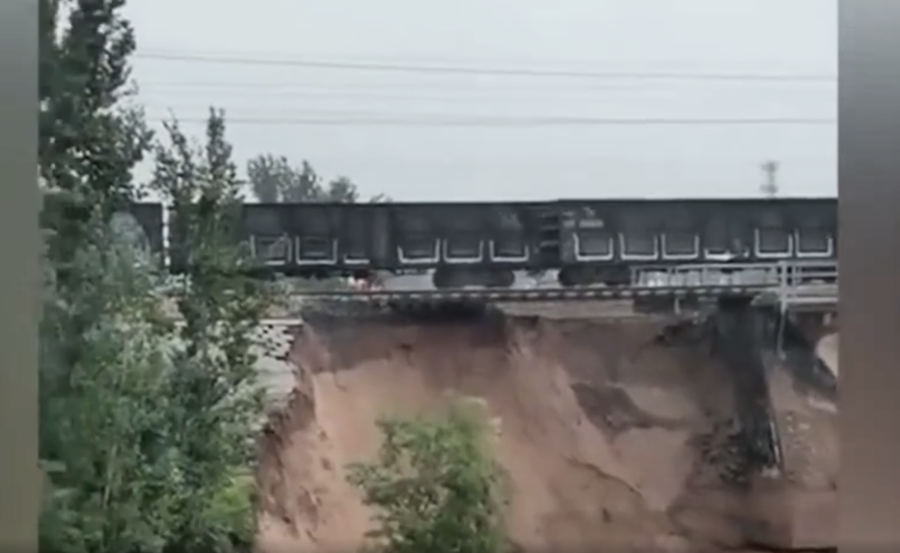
(123, 0), (837, 202)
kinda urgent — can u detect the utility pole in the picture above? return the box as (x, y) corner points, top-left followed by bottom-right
(760, 160), (780, 198)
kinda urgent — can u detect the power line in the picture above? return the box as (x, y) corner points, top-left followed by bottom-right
(136, 84), (654, 101)
(134, 52), (837, 83)
(136, 79), (832, 96)
(138, 81), (647, 92)
(148, 115), (836, 127)
(135, 87), (675, 105)
(136, 85), (835, 106)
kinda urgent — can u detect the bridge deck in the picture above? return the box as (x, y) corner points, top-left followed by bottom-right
(160, 260), (838, 315)
(753, 284), (838, 311)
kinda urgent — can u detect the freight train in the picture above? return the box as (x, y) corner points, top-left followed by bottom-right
(102, 197), (837, 292)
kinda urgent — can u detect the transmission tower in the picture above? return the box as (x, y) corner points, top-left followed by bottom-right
(760, 160), (780, 198)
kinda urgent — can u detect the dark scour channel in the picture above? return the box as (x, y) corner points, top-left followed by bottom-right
(712, 302), (783, 477)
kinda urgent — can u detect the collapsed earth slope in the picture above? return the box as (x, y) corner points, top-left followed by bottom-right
(749, 319), (838, 550)
(254, 305), (838, 553)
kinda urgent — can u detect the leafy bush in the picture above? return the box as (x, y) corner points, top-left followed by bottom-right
(346, 398), (509, 553)
(39, 111), (278, 553)
(39, 222), (186, 553)
(203, 469), (258, 547)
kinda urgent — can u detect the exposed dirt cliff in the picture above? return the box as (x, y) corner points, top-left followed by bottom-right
(254, 306), (838, 553)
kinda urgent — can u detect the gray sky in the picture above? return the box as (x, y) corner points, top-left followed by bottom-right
(124, 0), (837, 202)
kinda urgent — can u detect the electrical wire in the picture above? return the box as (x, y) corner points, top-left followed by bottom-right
(133, 55), (835, 128)
(137, 81), (653, 92)
(135, 85), (835, 107)
(147, 115), (836, 127)
(133, 52), (837, 83)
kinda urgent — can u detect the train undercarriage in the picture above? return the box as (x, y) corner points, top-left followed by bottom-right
(351, 263), (637, 292)
(351, 259), (791, 292)
(303, 257), (838, 321)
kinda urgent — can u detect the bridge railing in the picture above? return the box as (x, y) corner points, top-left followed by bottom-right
(630, 260), (838, 290)
(773, 260), (838, 307)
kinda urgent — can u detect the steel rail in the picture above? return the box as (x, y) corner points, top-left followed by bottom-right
(288, 284), (781, 304)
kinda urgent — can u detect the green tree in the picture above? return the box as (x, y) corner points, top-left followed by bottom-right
(38, 0), (163, 548)
(38, 0), (155, 401)
(38, 222), (186, 553)
(246, 154), (370, 203)
(38, 0), (277, 549)
(151, 109), (281, 552)
(346, 399), (509, 553)
(39, 0), (152, 261)
(246, 154), (321, 202)
(38, 2), (160, 538)
(325, 175), (360, 203)
(40, 109), (275, 553)
(246, 154), (289, 203)
(368, 192), (392, 203)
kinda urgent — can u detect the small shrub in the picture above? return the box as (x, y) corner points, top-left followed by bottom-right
(201, 468), (258, 550)
(346, 398), (508, 553)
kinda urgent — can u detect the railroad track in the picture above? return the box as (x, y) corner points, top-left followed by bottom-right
(289, 284), (775, 304)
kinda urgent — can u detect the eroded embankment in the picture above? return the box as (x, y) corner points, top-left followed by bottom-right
(747, 310), (838, 550)
(254, 309), (835, 553)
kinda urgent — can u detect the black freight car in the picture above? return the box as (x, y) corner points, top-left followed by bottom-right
(205, 197), (835, 289)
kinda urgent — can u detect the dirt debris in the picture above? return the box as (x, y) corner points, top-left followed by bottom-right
(254, 308), (837, 553)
